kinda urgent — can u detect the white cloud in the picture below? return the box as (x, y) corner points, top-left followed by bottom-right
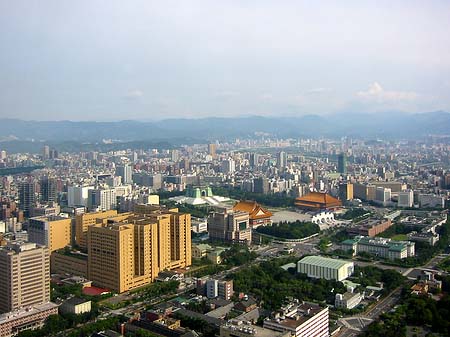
(124, 90), (144, 99)
(357, 82), (417, 101)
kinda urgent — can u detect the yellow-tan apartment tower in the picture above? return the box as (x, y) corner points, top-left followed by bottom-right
(75, 210), (118, 249)
(87, 220), (159, 293)
(28, 215), (71, 252)
(208, 143), (216, 158)
(0, 242), (50, 313)
(134, 204), (192, 270)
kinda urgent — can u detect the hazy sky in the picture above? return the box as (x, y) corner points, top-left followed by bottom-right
(1, 1), (450, 121)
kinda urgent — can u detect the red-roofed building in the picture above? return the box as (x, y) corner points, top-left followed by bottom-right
(295, 192), (342, 211)
(233, 200), (273, 228)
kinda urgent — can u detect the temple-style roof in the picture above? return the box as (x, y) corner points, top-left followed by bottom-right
(233, 200), (273, 220)
(295, 192), (342, 209)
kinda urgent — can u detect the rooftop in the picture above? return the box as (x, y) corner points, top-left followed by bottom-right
(298, 255), (352, 269)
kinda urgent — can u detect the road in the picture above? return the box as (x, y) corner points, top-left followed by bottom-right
(338, 286), (402, 336)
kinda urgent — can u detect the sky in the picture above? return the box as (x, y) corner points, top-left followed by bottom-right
(0, 0), (449, 121)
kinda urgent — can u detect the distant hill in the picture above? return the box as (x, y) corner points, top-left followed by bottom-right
(0, 111), (449, 145)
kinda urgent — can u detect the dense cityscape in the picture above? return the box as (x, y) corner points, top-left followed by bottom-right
(0, 135), (449, 337)
(2, 1), (450, 337)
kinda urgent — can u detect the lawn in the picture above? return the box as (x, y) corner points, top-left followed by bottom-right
(391, 234), (408, 241)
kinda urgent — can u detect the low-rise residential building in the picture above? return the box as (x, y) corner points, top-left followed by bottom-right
(59, 297), (91, 315)
(335, 292), (362, 310)
(263, 301), (329, 337)
(191, 244), (212, 259)
(341, 236), (415, 260)
(220, 320), (290, 337)
(0, 302), (58, 337)
(297, 256), (354, 281)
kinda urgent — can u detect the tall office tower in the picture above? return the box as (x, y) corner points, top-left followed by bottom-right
(28, 216), (71, 252)
(221, 158), (236, 174)
(277, 151), (287, 169)
(0, 150), (6, 160)
(0, 242), (50, 313)
(253, 177), (269, 194)
(88, 188), (116, 211)
(42, 145), (50, 159)
(249, 153), (259, 168)
(337, 153), (347, 175)
(19, 181), (36, 218)
(116, 163), (133, 184)
(338, 183), (354, 201)
(75, 210), (120, 249)
(207, 208), (251, 244)
(208, 143), (216, 158)
(40, 177), (57, 203)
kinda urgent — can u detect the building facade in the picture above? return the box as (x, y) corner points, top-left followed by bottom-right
(0, 242), (50, 313)
(28, 216), (71, 252)
(297, 256), (354, 281)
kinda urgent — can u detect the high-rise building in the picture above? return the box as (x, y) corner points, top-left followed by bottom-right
(19, 181), (36, 218)
(398, 189), (414, 208)
(88, 188), (117, 211)
(67, 186), (94, 208)
(208, 143), (216, 158)
(337, 153), (347, 175)
(86, 206), (191, 292)
(0, 242), (50, 313)
(375, 187), (391, 205)
(249, 153), (259, 168)
(87, 222), (153, 293)
(277, 151), (287, 169)
(40, 177), (57, 203)
(207, 208), (251, 244)
(42, 145), (50, 160)
(116, 164), (133, 185)
(253, 177), (269, 194)
(338, 183), (353, 201)
(28, 216), (72, 252)
(75, 210), (121, 249)
(221, 158), (236, 174)
(0, 150), (6, 160)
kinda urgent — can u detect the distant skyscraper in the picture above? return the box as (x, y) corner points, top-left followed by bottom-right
(40, 177), (57, 203)
(0, 242), (50, 313)
(0, 150), (6, 160)
(249, 153), (259, 168)
(338, 153), (347, 175)
(116, 163), (132, 184)
(221, 158), (236, 174)
(253, 177), (269, 194)
(19, 181), (36, 217)
(171, 149), (180, 162)
(42, 145), (50, 159)
(208, 143), (216, 158)
(277, 151), (287, 169)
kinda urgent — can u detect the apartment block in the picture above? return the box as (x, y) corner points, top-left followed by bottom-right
(28, 216), (71, 252)
(0, 242), (50, 313)
(75, 210), (119, 249)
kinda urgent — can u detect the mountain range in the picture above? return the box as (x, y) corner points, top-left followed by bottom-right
(0, 111), (449, 145)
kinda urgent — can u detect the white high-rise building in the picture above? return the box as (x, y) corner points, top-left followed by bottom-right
(88, 188), (117, 211)
(398, 189), (414, 208)
(375, 187), (391, 205)
(221, 158), (236, 174)
(116, 164), (133, 185)
(67, 186), (94, 207)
